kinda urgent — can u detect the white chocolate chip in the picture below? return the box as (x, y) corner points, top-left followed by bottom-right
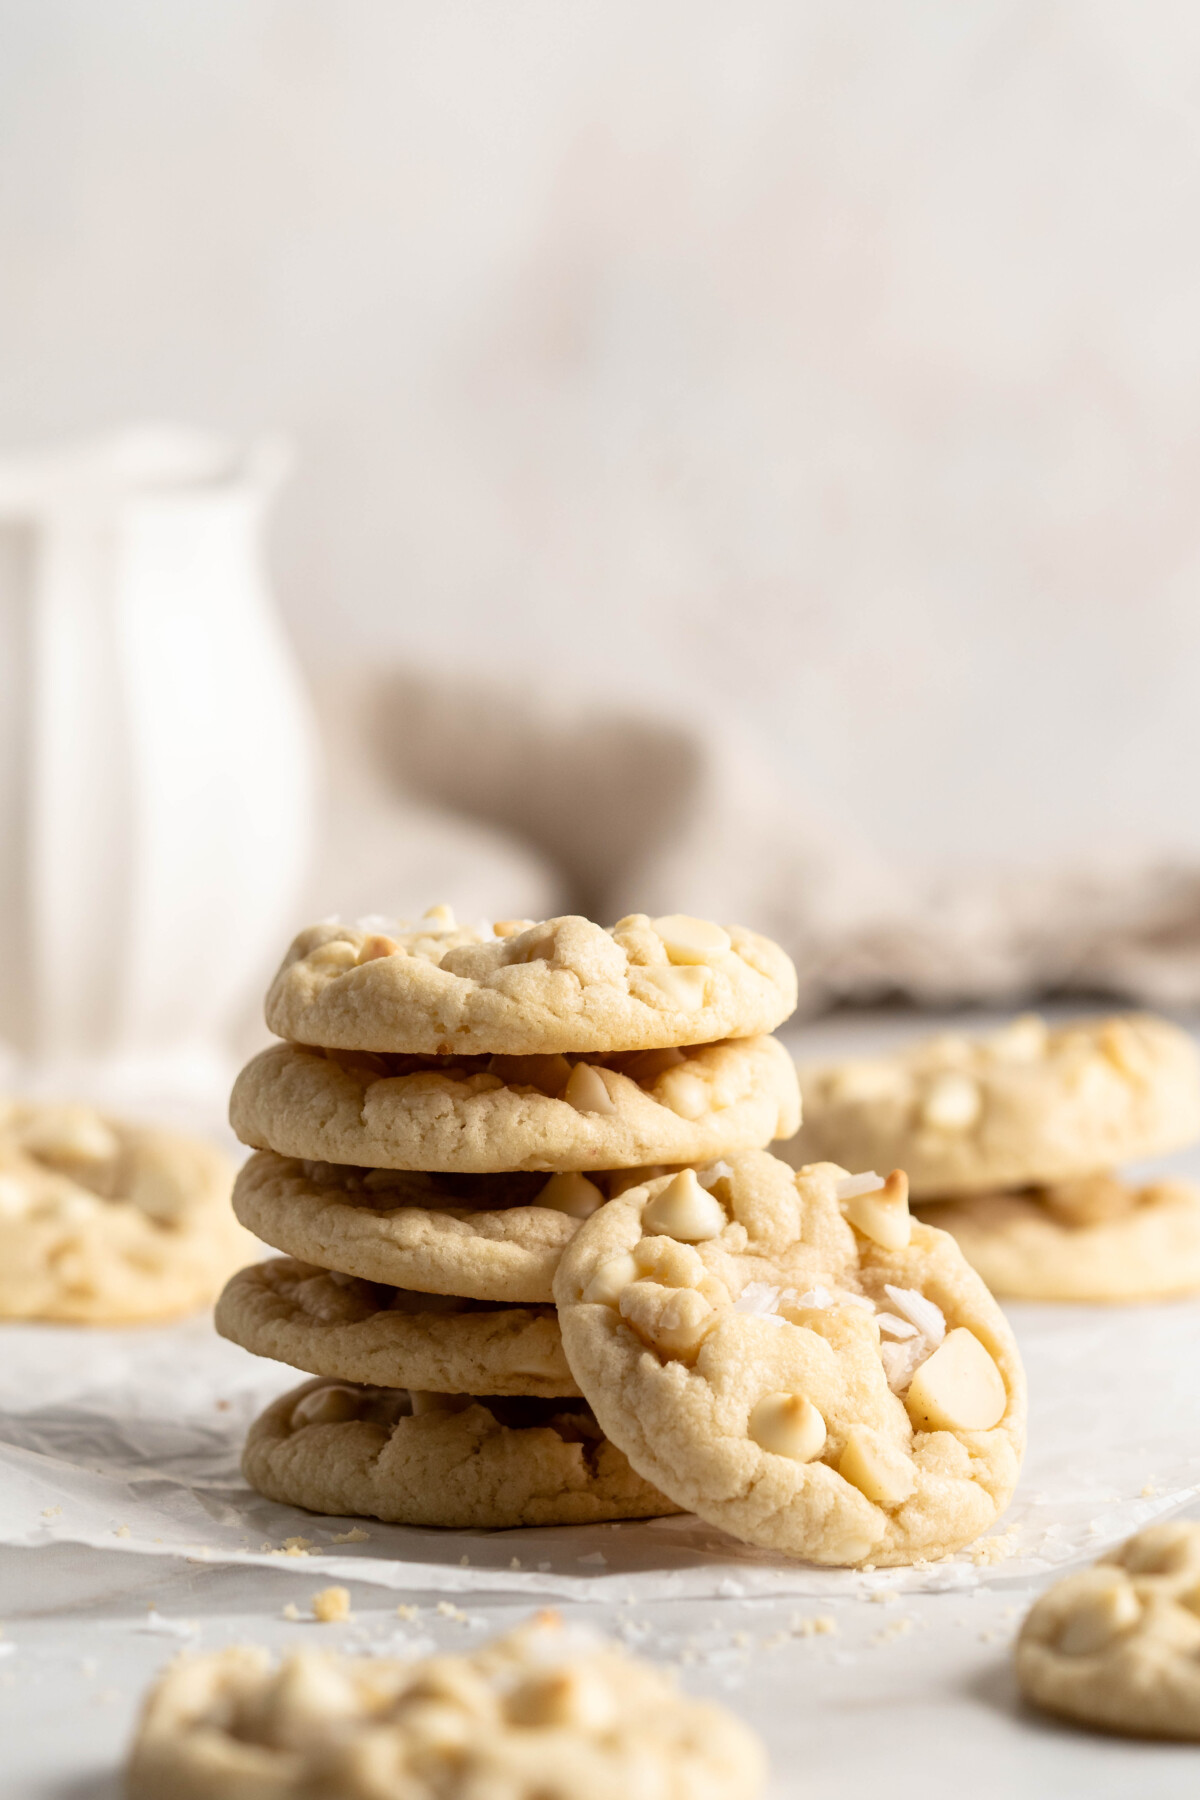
(20, 1109), (119, 1168)
(0, 1176), (29, 1218)
(696, 1160), (734, 1190)
(837, 1428), (916, 1509)
(533, 1172), (605, 1219)
(655, 1070), (710, 1120)
(633, 1234), (706, 1289)
(582, 1253), (640, 1307)
(563, 1064), (618, 1116)
(357, 933), (399, 964)
(920, 1073), (982, 1132)
(507, 1667), (617, 1731)
(842, 1170), (911, 1251)
(307, 938), (360, 972)
(904, 1328), (1006, 1432)
(748, 1392), (827, 1462)
(493, 918), (534, 939)
(620, 1281), (716, 1361)
(985, 1015), (1048, 1062)
(639, 964), (709, 1010)
(1057, 1577), (1140, 1656)
(291, 1385), (363, 1428)
(650, 914), (732, 965)
(641, 1169), (727, 1241)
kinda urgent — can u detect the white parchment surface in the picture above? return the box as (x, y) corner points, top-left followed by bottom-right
(2, 1298), (1198, 1602)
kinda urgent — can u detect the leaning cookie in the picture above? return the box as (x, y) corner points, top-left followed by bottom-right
(126, 1615), (767, 1800)
(216, 1257), (580, 1398)
(915, 1174), (1200, 1302)
(230, 1038), (800, 1173)
(785, 1014), (1200, 1199)
(242, 1377), (681, 1529)
(232, 1155), (672, 1304)
(266, 910), (797, 1056)
(554, 1153), (1025, 1566)
(0, 1100), (251, 1323)
(1016, 1521), (1200, 1739)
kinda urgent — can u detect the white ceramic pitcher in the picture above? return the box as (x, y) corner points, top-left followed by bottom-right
(0, 427), (317, 1095)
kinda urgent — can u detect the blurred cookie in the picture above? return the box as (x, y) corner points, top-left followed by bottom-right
(554, 1152), (1025, 1566)
(216, 1256), (579, 1398)
(1016, 1521), (1200, 1738)
(242, 1377), (681, 1529)
(785, 1014), (1200, 1198)
(127, 1615), (766, 1800)
(266, 910), (797, 1056)
(915, 1174), (1200, 1302)
(232, 1154), (674, 1304)
(0, 1100), (250, 1323)
(230, 1037), (800, 1173)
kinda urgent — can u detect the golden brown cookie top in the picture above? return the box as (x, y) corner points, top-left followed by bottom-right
(0, 1098), (247, 1324)
(127, 1616), (766, 1799)
(786, 1013), (1200, 1197)
(265, 908), (797, 1055)
(229, 1035), (800, 1173)
(554, 1151), (1025, 1567)
(1016, 1521), (1200, 1739)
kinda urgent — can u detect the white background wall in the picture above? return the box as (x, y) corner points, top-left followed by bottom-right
(4, 1), (1200, 879)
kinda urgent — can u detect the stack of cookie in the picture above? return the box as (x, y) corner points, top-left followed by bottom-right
(218, 906), (1028, 1567)
(787, 1013), (1200, 1303)
(217, 907), (802, 1530)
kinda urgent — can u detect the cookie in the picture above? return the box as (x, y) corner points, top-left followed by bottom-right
(127, 1614), (766, 1800)
(230, 1037), (800, 1173)
(242, 1377), (681, 1529)
(1016, 1521), (1200, 1739)
(265, 910), (797, 1056)
(217, 1256), (580, 1398)
(232, 1154), (674, 1304)
(915, 1174), (1200, 1302)
(785, 1014), (1200, 1199)
(554, 1153), (1025, 1565)
(0, 1099), (251, 1323)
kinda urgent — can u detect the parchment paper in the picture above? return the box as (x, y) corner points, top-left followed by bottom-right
(2, 1298), (1197, 1602)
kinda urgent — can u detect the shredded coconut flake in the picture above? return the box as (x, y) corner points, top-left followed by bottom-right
(792, 1285), (834, 1310)
(734, 1281), (786, 1314)
(880, 1337), (929, 1394)
(836, 1171), (885, 1200)
(875, 1312), (919, 1340)
(883, 1284), (946, 1345)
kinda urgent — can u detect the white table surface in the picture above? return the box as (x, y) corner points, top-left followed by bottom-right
(4, 1008), (1200, 1798)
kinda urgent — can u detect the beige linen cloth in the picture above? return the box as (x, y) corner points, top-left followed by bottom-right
(305, 671), (1200, 1017)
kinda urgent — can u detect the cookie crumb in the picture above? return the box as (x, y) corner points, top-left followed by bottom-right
(40, 1506), (62, 1520)
(311, 1587), (351, 1624)
(870, 1617), (914, 1647)
(282, 1603), (301, 1622)
(509, 1557), (522, 1570)
(331, 1527), (369, 1545)
(113, 1525), (131, 1539)
(791, 1614), (837, 1638)
(282, 1536), (313, 1557)
(396, 1604), (419, 1621)
(1141, 1481), (1157, 1499)
(970, 1530), (1017, 1566)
